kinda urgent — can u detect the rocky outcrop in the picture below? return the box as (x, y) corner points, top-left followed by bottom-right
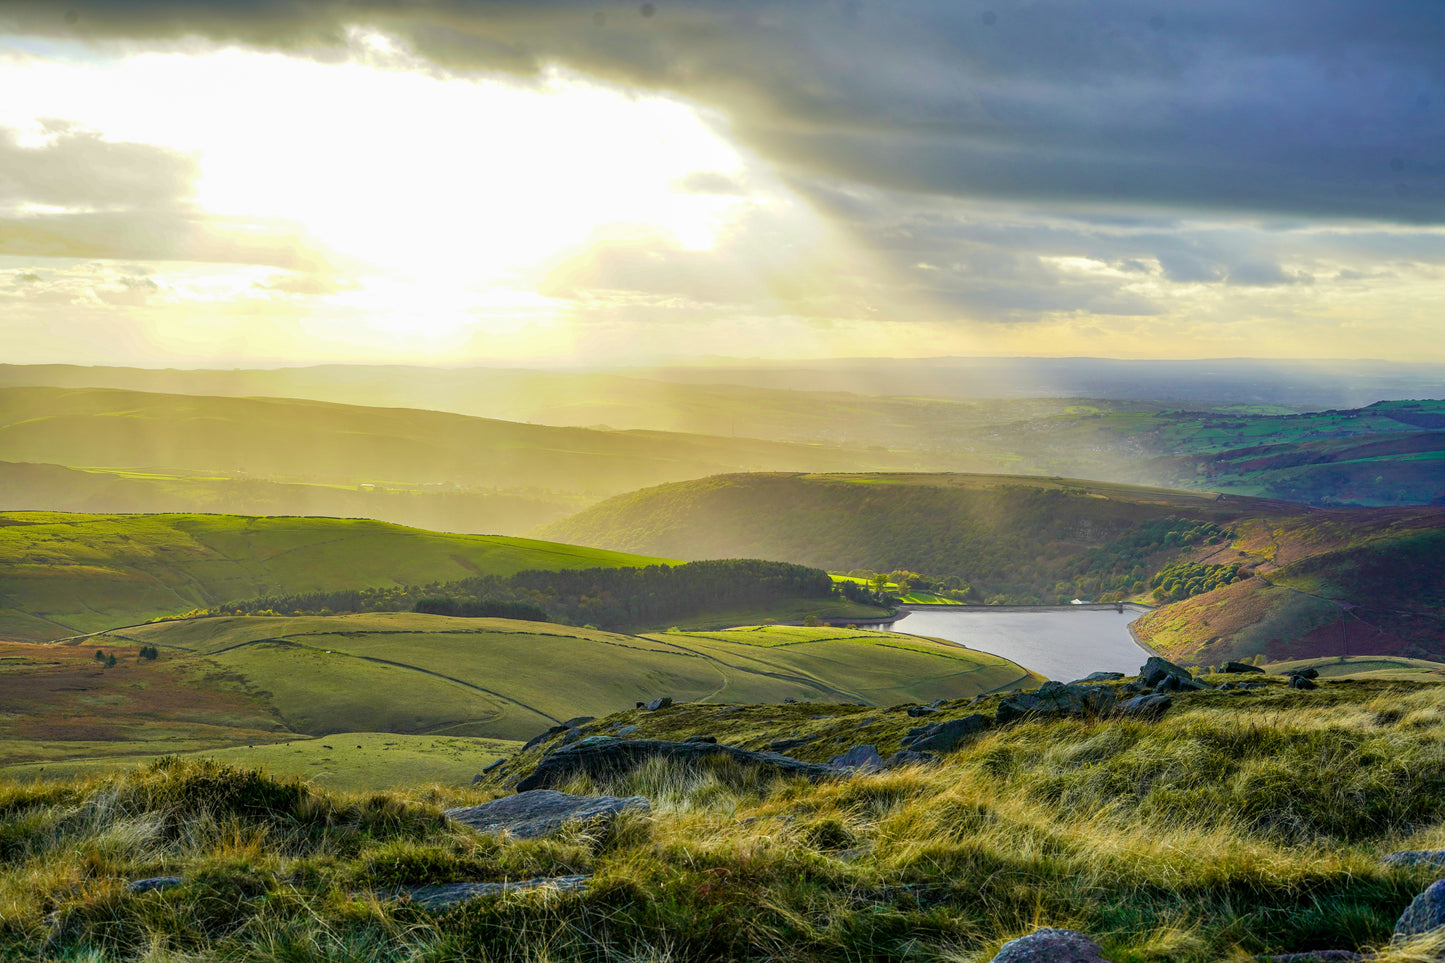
(446, 789), (649, 839)
(988, 927), (1116, 963)
(1288, 675), (1319, 690)
(996, 682), (1116, 725)
(1222, 661), (1265, 674)
(1073, 671), (1125, 683)
(902, 714), (990, 752)
(514, 737), (840, 791)
(1139, 656), (1194, 688)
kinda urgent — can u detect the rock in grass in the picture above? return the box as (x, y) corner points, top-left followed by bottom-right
(996, 682), (1116, 725)
(515, 738), (840, 791)
(829, 744), (884, 772)
(884, 749), (939, 768)
(645, 696), (673, 711)
(1394, 879), (1445, 939)
(1286, 667), (1320, 680)
(1288, 675), (1319, 690)
(482, 757), (507, 774)
(684, 734), (718, 744)
(1139, 656), (1194, 688)
(1222, 661), (1265, 674)
(903, 714), (990, 753)
(405, 875), (591, 909)
(1384, 850), (1445, 868)
(770, 734), (819, 751)
(989, 927), (1116, 962)
(126, 877), (184, 894)
(906, 705), (939, 717)
(446, 789), (649, 840)
(1116, 694), (1172, 720)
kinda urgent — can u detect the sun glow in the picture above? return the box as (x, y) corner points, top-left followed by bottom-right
(0, 37), (751, 342)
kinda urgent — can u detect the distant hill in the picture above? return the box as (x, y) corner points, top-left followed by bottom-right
(0, 512), (669, 642)
(541, 471), (1445, 662)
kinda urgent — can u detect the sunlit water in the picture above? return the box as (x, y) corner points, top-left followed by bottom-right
(884, 605), (1154, 682)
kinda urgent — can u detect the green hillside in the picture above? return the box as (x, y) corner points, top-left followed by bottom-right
(540, 471), (1288, 601)
(0, 512), (670, 642)
(0, 613), (1039, 775)
(543, 471), (1445, 662)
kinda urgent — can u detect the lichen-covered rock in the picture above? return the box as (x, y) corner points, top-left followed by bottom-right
(446, 789), (649, 839)
(405, 875), (591, 909)
(830, 744), (885, 772)
(989, 927), (1115, 963)
(1116, 693), (1172, 720)
(1384, 850), (1445, 868)
(1394, 879), (1445, 940)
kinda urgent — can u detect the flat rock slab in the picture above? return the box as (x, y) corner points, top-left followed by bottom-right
(446, 789), (649, 839)
(126, 877), (184, 894)
(405, 875), (591, 910)
(1384, 850), (1445, 868)
(515, 738), (840, 792)
(1395, 879), (1445, 939)
(989, 927), (1115, 963)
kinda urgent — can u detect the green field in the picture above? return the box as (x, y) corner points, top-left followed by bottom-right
(0, 612), (1039, 781)
(1, 731), (523, 792)
(0, 512), (672, 641)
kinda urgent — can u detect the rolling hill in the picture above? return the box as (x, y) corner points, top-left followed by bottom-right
(0, 512), (670, 642)
(541, 471), (1445, 662)
(0, 613), (1040, 775)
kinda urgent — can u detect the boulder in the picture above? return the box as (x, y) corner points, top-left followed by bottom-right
(1072, 671), (1125, 684)
(906, 705), (939, 718)
(126, 877), (184, 894)
(611, 725), (639, 736)
(769, 735), (818, 752)
(988, 927), (1116, 963)
(1384, 850), (1445, 868)
(829, 744), (885, 772)
(405, 875), (591, 910)
(521, 724), (570, 752)
(1286, 667), (1320, 680)
(1288, 675), (1319, 690)
(683, 734), (718, 744)
(903, 714), (990, 753)
(884, 749), (940, 768)
(446, 789), (649, 840)
(482, 757), (507, 774)
(645, 696), (673, 711)
(1222, 661), (1266, 674)
(1394, 879), (1445, 940)
(1116, 694), (1172, 721)
(515, 738), (840, 791)
(996, 682), (1116, 725)
(1139, 656), (1194, 688)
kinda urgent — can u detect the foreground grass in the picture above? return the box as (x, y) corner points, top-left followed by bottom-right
(4, 679), (1445, 961)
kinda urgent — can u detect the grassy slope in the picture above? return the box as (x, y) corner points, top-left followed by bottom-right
(0, 614), (1038, 777)
(6, 678), (1445, 961)
(0, 460), (584, 535)
(0, 512), (670, 641)
(1134, 510), (1445, 663)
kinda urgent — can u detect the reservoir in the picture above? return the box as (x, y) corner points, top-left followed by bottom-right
(885, 604), (1154, 682)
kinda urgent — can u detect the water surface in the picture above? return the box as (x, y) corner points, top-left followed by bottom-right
(886, 605), (1153, 682)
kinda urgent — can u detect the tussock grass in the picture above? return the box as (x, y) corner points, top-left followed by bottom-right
(4, 681), (1445, 960)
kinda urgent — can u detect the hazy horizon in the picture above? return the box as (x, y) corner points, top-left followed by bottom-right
(2, 2), (1442, 368)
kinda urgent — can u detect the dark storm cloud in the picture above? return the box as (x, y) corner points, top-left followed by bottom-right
(3, 0), (1443, 223)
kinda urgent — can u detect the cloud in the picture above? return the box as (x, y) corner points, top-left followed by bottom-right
(3, 1), (1441, 224)
(0, 121), (195, 209)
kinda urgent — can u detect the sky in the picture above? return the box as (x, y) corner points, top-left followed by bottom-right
(0, 1), (1442, 366)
